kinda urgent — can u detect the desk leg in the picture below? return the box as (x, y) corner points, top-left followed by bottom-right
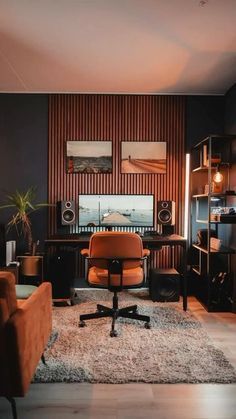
(182, 244), (187, 311)
(171, 245), (174, 268)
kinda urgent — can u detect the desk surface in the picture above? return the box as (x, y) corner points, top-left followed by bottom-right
(45, 234), (186, 246)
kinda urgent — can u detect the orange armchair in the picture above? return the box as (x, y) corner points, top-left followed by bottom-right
(0, 272), (52, 419)
(79, 231), (151, 337)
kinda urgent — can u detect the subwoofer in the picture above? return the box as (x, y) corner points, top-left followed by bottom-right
(57, 200), (76, 226)
(47, 250), (76, 299)
(157, 201), (175, 225)
(149, 268), (180, 302)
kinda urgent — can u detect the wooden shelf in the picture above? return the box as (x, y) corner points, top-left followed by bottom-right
(193, 243), (235, 255)
(192, 193), (236, 198)
(192, 163), (231, 173)
(192, 194), (208, 198)
(195, 219), (232, 224)
(192, 166), (209, 173)
(192, 134), (236, 149)
(192, 266), (201, 276)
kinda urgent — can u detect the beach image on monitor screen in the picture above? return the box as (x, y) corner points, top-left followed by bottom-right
(121, 141), (166, 174)
(78, 195), (153, 227)
(66, 141), (112, 174)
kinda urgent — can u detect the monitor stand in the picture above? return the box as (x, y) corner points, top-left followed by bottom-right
(105, 226), (113, 231)
(162, 225), (174, 236)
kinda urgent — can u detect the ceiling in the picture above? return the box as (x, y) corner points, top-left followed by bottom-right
(0, 0), (236, 95)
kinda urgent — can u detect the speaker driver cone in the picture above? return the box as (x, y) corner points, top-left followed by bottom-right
(62, 209), (75, 223)
(159, 277), (178, 299)
(158, 209), (171, 224)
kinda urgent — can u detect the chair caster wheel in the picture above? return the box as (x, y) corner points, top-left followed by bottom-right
(110, 330), (118, 337)
(79, 320), (86, 327)
(145, 322), (151, 329)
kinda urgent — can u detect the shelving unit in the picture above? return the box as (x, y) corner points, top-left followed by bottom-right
(190, 134), (236, 312)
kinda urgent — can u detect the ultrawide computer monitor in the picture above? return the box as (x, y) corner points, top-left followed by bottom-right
(78, 194), (154, 228)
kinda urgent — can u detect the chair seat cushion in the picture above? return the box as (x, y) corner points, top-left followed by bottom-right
(15, 284), (38, 299)
(88, 266), (143, 287)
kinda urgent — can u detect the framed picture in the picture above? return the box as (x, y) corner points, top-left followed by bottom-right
(66, 141), (112, 174)
(121, 141), (167, 174)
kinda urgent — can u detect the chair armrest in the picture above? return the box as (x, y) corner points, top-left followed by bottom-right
(6, 282), (52, 396)
(81, 248), (89, 257)
(143, 248), (150, 257)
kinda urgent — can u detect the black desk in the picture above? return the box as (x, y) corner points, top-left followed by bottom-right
(44, 234), (187, 310)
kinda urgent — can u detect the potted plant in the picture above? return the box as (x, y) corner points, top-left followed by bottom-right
(0, 186), (49, 255)
(0, 187), (50, 279)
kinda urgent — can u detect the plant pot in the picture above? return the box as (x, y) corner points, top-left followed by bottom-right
(17, 255), (43, 278)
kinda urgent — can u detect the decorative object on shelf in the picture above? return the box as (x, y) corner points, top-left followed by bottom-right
(211, 272), (233, 306)
(210, 237), (222, 251)
(121, 141), (166, 174)
(204, 181), (222, 194)
(196, 229), (217, 247)
(66, 140), (112, 174)
(0, 187), (50, 255)
(202, 145), (221, 167)
(210, 206), (236, 223)
(204, 184), (210, 194)
(202, 144), (208, 167)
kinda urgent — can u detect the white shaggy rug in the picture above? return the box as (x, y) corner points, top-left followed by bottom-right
(34, 290), (236, 384)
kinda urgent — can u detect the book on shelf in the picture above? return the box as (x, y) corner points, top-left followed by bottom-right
(202, 144), (221, 167)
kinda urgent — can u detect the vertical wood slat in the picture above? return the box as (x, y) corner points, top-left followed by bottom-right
(48, 94), (185, 269)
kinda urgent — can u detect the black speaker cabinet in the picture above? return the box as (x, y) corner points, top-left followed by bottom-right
(149, 268), (180, 302)
(47, 250), (76, 299)
(57, 200), (76, 226)
(157, 201), (175, 226)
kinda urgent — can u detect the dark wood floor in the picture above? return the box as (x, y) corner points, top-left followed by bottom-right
(1, 297), (236, 419)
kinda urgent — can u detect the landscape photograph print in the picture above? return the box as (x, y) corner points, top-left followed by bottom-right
(66, 141), (112, 174)
(121, 141), (167, 174)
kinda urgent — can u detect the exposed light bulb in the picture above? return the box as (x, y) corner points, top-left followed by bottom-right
(213, 171), (223, 183)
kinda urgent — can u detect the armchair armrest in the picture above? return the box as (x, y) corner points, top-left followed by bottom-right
(143, 248), (150, 257)
(81, 248), (89, 257)
(6, 282), (52, 396)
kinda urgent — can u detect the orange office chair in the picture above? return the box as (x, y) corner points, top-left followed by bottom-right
(79, 231), (151, 337)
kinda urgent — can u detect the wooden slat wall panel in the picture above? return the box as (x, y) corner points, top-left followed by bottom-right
(48, 94), (185, 269)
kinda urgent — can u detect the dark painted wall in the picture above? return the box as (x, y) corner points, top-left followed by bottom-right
(225, 83), (236, 134)
(186, 96), (225, 151)
(224, 84), (236, 253)
(0, 94), (48, 253)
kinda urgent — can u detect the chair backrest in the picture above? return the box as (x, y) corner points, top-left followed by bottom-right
(89, 231), (144, 269)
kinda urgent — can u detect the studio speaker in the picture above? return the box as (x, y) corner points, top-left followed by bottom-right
(157, 201), (175, 225)
(57, 200), (76, 226)
(149, 268), (180, 302)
